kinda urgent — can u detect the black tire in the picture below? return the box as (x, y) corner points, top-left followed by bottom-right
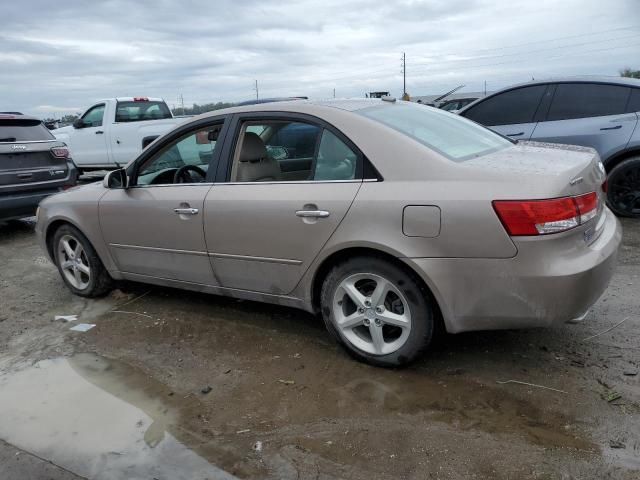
(320, 256), (435, 367)
(52, 224), (114, 297)
(606, 156), (640, 218)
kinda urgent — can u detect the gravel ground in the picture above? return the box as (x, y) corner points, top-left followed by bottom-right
(0, 217), (638, 479)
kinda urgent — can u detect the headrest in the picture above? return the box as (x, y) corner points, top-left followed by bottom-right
(239, 132), (268, 163)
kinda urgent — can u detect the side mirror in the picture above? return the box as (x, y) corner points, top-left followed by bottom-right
(103, 168), (128, 189)
(73, 118), (86, 129)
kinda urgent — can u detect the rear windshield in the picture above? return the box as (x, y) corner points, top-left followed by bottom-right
(359, 103), (513, 161)
(0, 119), (54, 142)
(115, 101), (172, 122)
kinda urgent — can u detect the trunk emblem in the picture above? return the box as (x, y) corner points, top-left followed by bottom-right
(11, 144), (27, 151)
(569, 176), (583, 186)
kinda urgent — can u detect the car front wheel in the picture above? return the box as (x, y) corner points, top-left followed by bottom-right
(320, 256), (435, 367)
(52, 224), (114, 297)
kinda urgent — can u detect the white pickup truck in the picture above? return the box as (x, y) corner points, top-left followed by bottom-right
(54, 97), (184, 170)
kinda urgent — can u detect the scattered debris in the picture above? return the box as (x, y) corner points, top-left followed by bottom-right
(112, 289), (151, 308)
(201, 386), (212, 394)
(55, 315), (78, 322)
(293, 353), (301, 358)
(604, 391), (622, 403)
(496, 380), (568, 394)
(609, 440), (626, 449)
(253, 441), (263, 452)
(236, 429), (251, 434)
(582, 317), (630, 342)
(224, 369), (232, 374)
(69, 323), (95, 332)
(111, 310), (153, 319)
(623, 370), (638, 376)
(278, 379), (295, 385)
(446, 368), (465, 376)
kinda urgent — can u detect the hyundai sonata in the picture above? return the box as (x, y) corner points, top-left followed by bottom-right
(36, 99), (621, 366)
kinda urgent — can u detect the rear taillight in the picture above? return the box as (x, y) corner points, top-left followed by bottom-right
(493, 192), (598, 236)
(50, 146), (69, 159)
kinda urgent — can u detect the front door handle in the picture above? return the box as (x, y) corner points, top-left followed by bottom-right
(507, 132), (525, 137)
(95, 130), (104, 135)
(296, 209), (330, 218)
(600, 125), (622, 131)
(174, 207), (199, 215)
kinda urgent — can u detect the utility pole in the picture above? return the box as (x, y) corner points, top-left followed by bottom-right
(180, 93), (185, 116)
(401, 52), (406, 98)
(333, 88), (336, 98)
(484, 80), (487, 96)
(254, 80), (259, 100)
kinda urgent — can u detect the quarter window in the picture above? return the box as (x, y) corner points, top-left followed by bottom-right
(82, 104), (105, 127)
(462, 86), (547, 126)
(547, 83), (631, 121)
(625, 88), (640, 113)
(230, 120), (358, 182)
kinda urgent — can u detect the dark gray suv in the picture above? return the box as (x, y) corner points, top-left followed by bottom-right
(459, 77), (640, 217)
(1, 114), (78, 222)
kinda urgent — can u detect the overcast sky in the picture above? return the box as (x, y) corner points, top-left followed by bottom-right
(1, 0), (639, 117)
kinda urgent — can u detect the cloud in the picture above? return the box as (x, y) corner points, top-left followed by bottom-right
(1, 0), (638, 116)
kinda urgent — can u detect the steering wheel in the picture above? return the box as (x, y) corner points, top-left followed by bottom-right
(174, 165), (206, 184)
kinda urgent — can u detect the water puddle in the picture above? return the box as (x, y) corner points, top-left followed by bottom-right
(0, 354), (236, 480)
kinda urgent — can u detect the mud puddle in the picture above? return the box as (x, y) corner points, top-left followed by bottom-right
(0, 354), (237, 480)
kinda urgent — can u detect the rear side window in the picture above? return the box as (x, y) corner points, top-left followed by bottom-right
(0, 119), (54, 142)
(627, 88), (640, 113)
(462, 86), (547, 126)
(360, 103), (512, 162)
(115, 101), (172, 122)
(547, 83), (631, 121)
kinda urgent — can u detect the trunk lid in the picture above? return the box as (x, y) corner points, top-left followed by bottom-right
(0, 141), (70, 191)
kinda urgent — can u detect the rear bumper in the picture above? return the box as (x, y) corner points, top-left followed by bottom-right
(0, 189), (61, 221)
(405, 208), (622, 333)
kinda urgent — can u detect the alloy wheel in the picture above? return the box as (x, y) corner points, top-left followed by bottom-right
(57, 234), (91, 290)
(332, 273), (411, 355)
(609, 163), (640, 216)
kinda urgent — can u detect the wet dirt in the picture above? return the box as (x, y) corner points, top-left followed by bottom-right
(0, 217), (639, 479)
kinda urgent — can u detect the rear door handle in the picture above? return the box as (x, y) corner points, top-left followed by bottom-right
(95, 130), (104, 135)
(174, 208), (199, 215)
(600, 125), (622, 131)
(17, 172), (33, 179)
(296, 210), (330, 218)
(507, 132), (524, 137)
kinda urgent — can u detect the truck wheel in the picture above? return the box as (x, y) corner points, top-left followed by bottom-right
(320, 256), (435, 367)
(52, 224), (114, 297)
(607, 156), (640, 218)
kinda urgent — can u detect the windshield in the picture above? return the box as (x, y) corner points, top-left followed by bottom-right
(359, 103), (512, 161)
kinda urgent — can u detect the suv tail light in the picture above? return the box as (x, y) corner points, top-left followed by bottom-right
(493, 192), (598, 236)
(50, 146), (69, 159)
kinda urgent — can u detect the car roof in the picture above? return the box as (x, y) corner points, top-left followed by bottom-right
(0, 113), (43, 122)
(191, 98), (393, 121)
(493, 75), (640, 90)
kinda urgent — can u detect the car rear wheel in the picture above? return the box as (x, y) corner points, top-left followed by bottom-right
(52, 224), (113, 297)
(320, 256), (434, 367)
(607, 156), (640, 218)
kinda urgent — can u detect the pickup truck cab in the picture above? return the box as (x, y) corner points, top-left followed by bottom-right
(54, 97), (183, 170)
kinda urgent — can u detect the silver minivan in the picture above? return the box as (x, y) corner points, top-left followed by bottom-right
(459, 77), (640, 217)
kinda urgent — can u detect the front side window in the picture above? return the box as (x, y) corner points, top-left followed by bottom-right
(547, 83), (631, 121)
(462, 86), (547, 126)
(82, 104), (105, 127)
(136, 124), (222, 185)
(115, 101), (172, 123)
(230, 120), (358, 182)
(360, 103), (512, 162)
